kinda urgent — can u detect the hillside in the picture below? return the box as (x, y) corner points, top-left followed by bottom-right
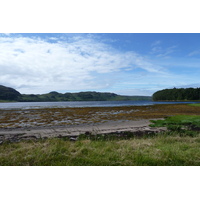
(0, 85), (151, 102)
(153, 87), (200, 101)
(0, 85), (21, 101)
(19, 91), (151, 102)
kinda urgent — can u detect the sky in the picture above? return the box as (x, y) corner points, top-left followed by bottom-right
(1, 33), (200, 96)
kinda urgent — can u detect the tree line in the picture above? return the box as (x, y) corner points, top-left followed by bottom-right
(153, 88), (200, 101)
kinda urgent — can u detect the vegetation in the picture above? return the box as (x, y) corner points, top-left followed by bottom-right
(0, 132), (199, 166)
(0, 104), (200, 166)
(153, 87), (200, 101)
(150, 115), (200, 136)
(0, 85), (21, 101)
(189, 103), (200, 107)
(19, 92), (151, 102)
(0, 85), (151, 102)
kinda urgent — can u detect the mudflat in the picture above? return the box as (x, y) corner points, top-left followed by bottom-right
(0, 104), (200, 142)
(0, 119), (166, 140)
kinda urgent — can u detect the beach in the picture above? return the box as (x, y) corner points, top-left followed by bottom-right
(0, 119), (167, 142)
(1, 103), (200, 142)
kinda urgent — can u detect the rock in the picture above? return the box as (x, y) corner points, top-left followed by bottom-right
(85, 131), (91, 136)
(70, 137), (77, 141)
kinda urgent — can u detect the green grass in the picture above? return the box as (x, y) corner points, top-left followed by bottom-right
(151, 115), (200, 127)
(0, 100), (17, 103)
(189, 103), (200, 107)
(0, 134), (199, 166)
(150, 115), (200, 136)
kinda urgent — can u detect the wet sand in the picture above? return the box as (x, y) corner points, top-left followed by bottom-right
(1, 104), (199, 142)
(0, 119), (166, 142)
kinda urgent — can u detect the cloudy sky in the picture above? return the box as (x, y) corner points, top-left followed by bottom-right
(1, 33), (200, 96)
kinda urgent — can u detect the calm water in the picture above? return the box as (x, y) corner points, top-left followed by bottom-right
(0, 101), (198, 109)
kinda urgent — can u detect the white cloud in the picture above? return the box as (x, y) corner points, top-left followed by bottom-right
(157, 45), (177, 58)
(115, 88), (155, 96)
(188, 50), (200, 57)
(151, 40), (161, 47)
(150, 40), (177, 58)
(176, 83), (200, 88)
(0, 33), (11, 36)
(0, 35), (166, 94)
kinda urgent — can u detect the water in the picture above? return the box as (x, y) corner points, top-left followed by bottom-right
(0, 101), (198, 110)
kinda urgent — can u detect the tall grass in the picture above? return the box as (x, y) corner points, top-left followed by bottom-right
(0, 134), (199, 166)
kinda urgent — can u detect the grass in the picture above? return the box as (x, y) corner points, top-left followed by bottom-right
(0, 133), (199, 166)
(151, 115), (200, 127)
(189, 103), (200, 107)
(150, 115), (200, 136)
(0, 100), (17, 103)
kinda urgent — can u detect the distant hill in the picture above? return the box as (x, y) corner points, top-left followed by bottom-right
(0, 85), (21, 101)
(153, 87), (200, 101)
(19, 91), (152, 102)
(0, 85), (152, 102)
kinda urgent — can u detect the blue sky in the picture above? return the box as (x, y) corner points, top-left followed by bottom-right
(0, 33), (200, 95)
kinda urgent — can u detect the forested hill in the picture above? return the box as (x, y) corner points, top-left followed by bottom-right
(0, 85), (21, 101)
(19, 91), (151, 102)
(153, 88), (200, 101)
(0, 85), (151, 102)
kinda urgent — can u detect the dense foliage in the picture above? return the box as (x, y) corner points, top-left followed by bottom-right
(0, 85), (21, 101)
(0, 85), (151, 102)
(153, 88), (200, 101)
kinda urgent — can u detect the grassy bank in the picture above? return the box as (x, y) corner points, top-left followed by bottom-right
(0, 132), (199, 166)
(0, 100), (17, 103)
(189, 103), (200, 107)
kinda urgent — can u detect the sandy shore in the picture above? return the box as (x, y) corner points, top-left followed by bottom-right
(2, 103), (198, 142)
(0, 119), (167, 142)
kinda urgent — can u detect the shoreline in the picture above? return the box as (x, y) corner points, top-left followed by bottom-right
(1, 103), (200, 143)
(0, 119), (166, 143)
